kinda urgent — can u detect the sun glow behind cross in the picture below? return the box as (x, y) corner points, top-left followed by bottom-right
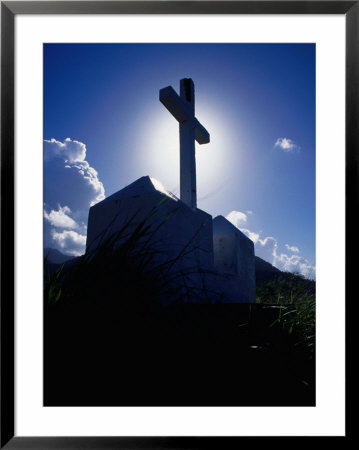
(137, 96), (246, 210)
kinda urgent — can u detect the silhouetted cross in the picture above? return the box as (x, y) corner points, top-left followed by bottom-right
(160, 78), (210, 209)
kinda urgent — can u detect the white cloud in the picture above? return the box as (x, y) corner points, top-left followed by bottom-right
(257, 236), (278, 263)
(44, 138), (105, 255)
(225, 210), (315, 279)
(276, 253), (315, 279)
(274, 137), (300, 153)
(44, 137), (87, 162)
(44, 205), (78, 229)
(51, 230), (87, 256)
(285, 244), (300, 253)
(226, 210), (247, 228)
(239, 227), (260, 244)
(44, 138), (105, 211)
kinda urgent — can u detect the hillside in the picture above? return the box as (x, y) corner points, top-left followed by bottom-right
(43, 246), (315, 406)
(44, 248), (74, 264)
(44, 248), (314, 289)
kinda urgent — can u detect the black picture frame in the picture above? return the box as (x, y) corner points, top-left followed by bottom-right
(1, 1), (354, 447)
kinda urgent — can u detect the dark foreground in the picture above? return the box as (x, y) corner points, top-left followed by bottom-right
(44, 301), (315, 407)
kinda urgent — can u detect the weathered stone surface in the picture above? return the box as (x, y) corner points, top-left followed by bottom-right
(86, 176), (214, 303)
(212, 215), (256, 303)
(86, 178), (256, 304)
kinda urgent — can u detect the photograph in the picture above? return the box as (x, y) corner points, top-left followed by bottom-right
(43, 43), (316, 407)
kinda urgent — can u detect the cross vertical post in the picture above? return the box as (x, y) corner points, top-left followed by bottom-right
(160, 78), (210, 209)
(180, 79), (196, 208)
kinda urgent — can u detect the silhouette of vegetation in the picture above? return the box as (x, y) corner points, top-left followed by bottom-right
(256, 273), (315, 358)
(44, 218), (315, 407)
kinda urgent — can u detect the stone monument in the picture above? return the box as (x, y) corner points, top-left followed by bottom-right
(213, 215), (256, 303)
(86, 78), (255, 303)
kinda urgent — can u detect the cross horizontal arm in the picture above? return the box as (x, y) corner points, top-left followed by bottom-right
(160, 86), (210, 145)
(159, 86), (192, 123)
(194, 119), (210, 145)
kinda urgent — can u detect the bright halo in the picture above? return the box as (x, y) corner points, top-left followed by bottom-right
(137, 98), (243, 209)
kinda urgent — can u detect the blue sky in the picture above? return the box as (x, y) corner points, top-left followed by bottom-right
(44, 43), (315, 278)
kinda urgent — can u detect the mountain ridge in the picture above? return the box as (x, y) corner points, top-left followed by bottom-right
(44, 248), (314, 287)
